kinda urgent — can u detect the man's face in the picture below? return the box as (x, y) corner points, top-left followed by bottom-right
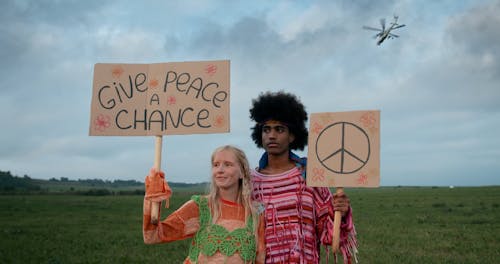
(261, 120), (295, 156)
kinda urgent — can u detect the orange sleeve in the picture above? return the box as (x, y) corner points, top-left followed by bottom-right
(143, 199), (200, 244)
(255, 214), (266, 264)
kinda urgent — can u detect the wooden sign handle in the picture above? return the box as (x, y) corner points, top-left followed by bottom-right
(332, 187), (344, 253)
(150, 136), (162, 225)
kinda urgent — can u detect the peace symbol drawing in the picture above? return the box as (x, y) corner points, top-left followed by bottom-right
(316, 121), (370, 174)
(306, 110), (380, 188)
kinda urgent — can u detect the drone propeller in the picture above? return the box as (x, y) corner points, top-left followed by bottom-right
(362, 25), (383, 32)
(380, 18), (386, 31)
(392, 24), (406, 30)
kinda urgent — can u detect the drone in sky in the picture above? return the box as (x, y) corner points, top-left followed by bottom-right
(363, 15), (406, 45)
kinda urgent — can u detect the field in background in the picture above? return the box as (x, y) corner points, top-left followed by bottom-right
(1, 186), (499, 263)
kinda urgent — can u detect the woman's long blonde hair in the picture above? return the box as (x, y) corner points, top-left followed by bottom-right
(207, 145), (259, 236)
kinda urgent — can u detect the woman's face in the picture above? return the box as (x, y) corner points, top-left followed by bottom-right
(212, 150), (242, 191)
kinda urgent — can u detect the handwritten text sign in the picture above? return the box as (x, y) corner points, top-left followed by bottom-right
(306, 110), (380, 187)
(89, 60), (230, 136)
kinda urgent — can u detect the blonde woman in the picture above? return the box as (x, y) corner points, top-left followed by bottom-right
(143, 145), (265, 264)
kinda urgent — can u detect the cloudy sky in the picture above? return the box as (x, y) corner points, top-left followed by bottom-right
(1, 0), (499, 186)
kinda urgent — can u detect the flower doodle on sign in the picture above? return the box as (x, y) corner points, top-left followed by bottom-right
(214, 115), (225, 127)
(312, 167), (325, 182)
(167, 96), (177, 105)
(204, 64), (217, 77)
(356, 172), (368, 185)
(360, 112), (376, 129)
(94, 114), (111, 132)
(312, 122), (324, 135)
(111, 66), (124, 79)
(149, 79), (159, 88)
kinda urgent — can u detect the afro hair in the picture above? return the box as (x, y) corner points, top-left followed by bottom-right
(249, 91), (308, 150)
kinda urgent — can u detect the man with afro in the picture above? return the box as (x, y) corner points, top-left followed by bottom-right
(249, 91), (357, 263)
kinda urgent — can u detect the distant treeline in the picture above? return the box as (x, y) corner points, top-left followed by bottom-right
(45, 176), (144, 187)
(0, 170), (207, 195)
(0, 170), (41, 191)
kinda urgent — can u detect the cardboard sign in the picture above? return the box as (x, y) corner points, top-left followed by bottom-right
(89, 60), (230, 136)
(306, 110), (380, 187)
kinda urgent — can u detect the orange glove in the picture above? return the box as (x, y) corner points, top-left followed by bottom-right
(145, 168), (172, 208)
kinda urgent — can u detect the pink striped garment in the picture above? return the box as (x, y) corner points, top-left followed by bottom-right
(252, 166), (357, 264)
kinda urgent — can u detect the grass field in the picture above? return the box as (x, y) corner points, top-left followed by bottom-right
(1, 186), (499, 263)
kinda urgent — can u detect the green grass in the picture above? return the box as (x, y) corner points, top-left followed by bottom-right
(350, 186), (500, 263)
(1, 187), (499, 263)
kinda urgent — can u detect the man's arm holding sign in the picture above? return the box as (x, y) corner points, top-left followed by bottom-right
(310, 179), (356, 262)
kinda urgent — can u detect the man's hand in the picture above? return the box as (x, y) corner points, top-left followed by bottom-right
(332, 193), (350, 217)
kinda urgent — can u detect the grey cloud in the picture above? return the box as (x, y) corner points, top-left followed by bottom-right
(447, 1), (500, 57)
(0, 0), (111, 25)
(184, 16), (285, 65)
(445, 1), (500, 83)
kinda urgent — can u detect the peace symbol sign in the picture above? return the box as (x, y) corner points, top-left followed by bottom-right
(315, 121), (370, 174)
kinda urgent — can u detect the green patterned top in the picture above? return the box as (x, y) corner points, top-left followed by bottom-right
(188, 195), (256, 263)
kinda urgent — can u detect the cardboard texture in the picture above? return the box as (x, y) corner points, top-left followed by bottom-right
(306, 110), (380, 187)
(89, 60), (230, 136)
